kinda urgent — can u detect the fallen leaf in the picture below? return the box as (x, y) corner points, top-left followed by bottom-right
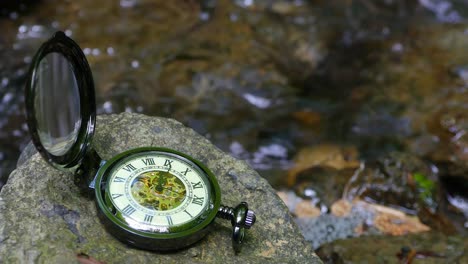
(295, 200), (321, 218)
(277, 191), (321, 218)
(287, 144), (360, 186)
(355, 200), (431, 236)
(374, 213), (430, 236)
(292, 110), (321, 126)
(331, 199), (352, 217)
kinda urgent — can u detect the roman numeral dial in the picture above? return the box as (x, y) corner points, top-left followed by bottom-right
(106, 151), (211, 231)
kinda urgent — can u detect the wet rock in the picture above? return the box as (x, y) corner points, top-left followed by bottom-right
(291, 197), (429, 250)
(343, 152), (461, 234)
(292, 167), (355, 211)
(279, 150), (433, 250)
(424, 88), (468, 179)
(282, 152), (457, 249)
(277, 143), (361, 215)
(0, 113), (320, 263)
(316, 232), (467, 263)
(344, 152), (439, 214)
(0, 0), (331, 195)
(440, 176), (468, 231)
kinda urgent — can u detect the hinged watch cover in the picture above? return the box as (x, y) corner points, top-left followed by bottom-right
(25, 31), (96, 170)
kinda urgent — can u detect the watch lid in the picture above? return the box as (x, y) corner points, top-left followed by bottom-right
(25, 31), (96, 169)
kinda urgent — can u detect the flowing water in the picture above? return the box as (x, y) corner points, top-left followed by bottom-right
(1, 0), (467, 259)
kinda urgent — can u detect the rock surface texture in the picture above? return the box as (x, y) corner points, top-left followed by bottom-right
(0, 113), (321, 264)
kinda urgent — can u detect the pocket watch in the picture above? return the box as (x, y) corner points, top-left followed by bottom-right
(24, 31), (256, 253)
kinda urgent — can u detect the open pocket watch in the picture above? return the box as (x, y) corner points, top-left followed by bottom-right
(24, 31), (256, 253)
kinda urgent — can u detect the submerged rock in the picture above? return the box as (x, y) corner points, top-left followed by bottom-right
(284, 195), (430, 250)
(424, 88), (468, 179)
(0, 113), (320, 263)
(343, 152), (439, 214)
(316, 231), (467, 263)
(278, 152), (461, 250)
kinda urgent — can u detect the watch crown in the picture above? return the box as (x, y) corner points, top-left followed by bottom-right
(244, 209), (256, 229)
(217, 202), (256, 253)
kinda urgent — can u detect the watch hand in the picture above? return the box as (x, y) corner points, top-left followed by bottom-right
(154, 169), (170, 192)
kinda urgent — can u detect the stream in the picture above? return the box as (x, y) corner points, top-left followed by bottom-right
(0, 0), (467, 262)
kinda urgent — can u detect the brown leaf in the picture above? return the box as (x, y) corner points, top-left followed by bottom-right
(356, 201), (431, 236)
(331, 199), (352, 217)
(287, 144), (360, 186)
(292, 110), (321, 126)
(295, 200), (321, 218)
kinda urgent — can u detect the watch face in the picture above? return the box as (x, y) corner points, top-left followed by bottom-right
(95, 148), (221, 245)
(107, 151), (211, 232)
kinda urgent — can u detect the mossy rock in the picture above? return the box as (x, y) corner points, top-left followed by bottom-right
(0, 113), (320, 264)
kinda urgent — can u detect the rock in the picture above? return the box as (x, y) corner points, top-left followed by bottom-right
(316, 232), (468, 263)
(424, 87), (468, 179)
(293, 198), (430, 250)
(343, 152), (439, 215)
(0, 113), (321, 264)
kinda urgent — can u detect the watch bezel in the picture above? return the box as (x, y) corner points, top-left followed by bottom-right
(94, 147), (222, 251)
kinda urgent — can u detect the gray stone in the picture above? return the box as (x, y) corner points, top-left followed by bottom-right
(296, 207), (376, 250)
(0, 113), (321, 264)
